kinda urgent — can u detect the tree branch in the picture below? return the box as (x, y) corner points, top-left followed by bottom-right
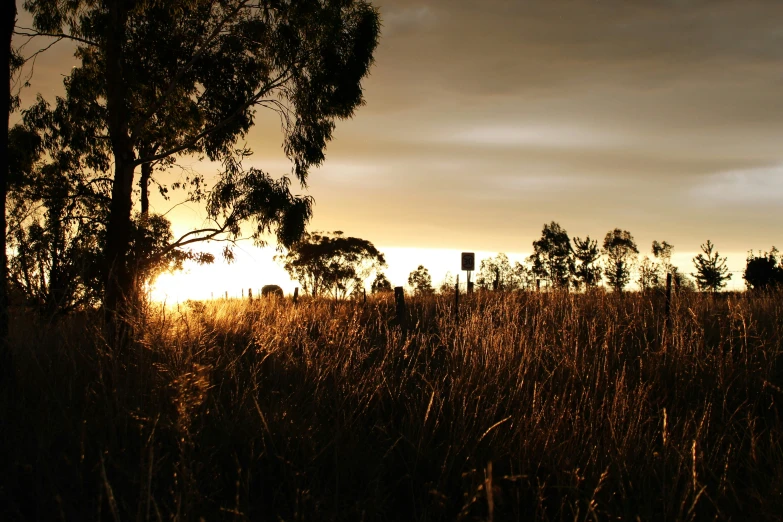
(13, 28), (98, 47)
(134, 71), (291, 166)
(129, 0), (254, 141)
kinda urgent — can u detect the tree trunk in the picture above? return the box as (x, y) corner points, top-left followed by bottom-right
(140, 161), (151, 216)
(103, 1), (136, 341)
(1, 0), (17, 383)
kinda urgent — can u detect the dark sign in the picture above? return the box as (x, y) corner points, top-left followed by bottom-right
(461, 252), (475, 271)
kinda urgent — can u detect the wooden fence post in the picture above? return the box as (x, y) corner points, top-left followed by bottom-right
(225, 291), (228, 300)
(394, 286), (406, 329)
(455, 279), (459, 320)
(293, 287), (299, 305)
(248, 288), (253, 301)
(493, 267), (500, 291)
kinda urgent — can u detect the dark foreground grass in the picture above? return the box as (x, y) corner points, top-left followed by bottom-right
(2, 290), (782, 521)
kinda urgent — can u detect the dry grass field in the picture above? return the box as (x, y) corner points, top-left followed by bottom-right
(2, 289), (782, 521)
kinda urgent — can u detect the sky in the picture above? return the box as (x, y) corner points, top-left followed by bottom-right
(12, 0), (783, 299)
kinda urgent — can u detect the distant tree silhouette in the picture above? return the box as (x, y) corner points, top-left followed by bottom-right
(743, 248), (783, 291)
(692, 240), (731, 292)
(371, 273), (393, 294)
(279, 232), (386, 299)
(261, 285), (284, 299)
(439, 271), (456, 294)
(408, 265), (434, 294)
(572, 236), (602, 289)
(603, 229), (638, 292)
(530, 222), (573, 289)
(476, 253), (527, 290)
(637, 257), (660, 291)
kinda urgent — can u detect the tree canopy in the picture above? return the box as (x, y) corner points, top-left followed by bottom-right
(692, 240), (731, 292)
(18, 0), (381, 320)
(408, 265), (433, 294)
(602, 228), (638, 292)
(278, 231), (385, 299)
(572, 236), (602, 289)
(530, 222), (573, 289)
(743, 248), (782, 291)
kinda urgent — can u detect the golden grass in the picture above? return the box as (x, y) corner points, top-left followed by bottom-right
(2, 289), (782, 520)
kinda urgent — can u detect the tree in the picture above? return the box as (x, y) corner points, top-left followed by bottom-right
(572, 236), (602, 289)
(279, 231), (385, 299)
(743, 248), (783, 291)
(637, 256), (660, 292)
(530, 222), (573, 289)
(692, 240), (731, 292)
(2, 0), (16, 363)
(602, 228), (638, 292)
(408, 265), (433, 294)
(19, 0), (381, 325)
(474, 253), (516, 290)
(439, 271), (456, 294)
(370, 273), (393, 294)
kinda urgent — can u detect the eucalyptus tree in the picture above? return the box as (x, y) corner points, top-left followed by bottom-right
(530, 221), (573, 289)
(279, 231), (386, 299)
(408, 265), (434, 294)
(19, 0), (381, 324)
(602, 228), (638, 292)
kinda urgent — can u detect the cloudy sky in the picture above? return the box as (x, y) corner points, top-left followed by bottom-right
(13, 0), (783, 297)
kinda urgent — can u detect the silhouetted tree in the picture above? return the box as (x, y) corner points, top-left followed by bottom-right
(476, 253), (524, 290)
(19, 0), (381, 327)
(1, 0), (16, 358)
(572, 236), (602, 289)
(371, 273), (393, 294)
(530, 222), (573, 289)
(279, 232), (385, 300)
(408, 265), (434, 294)
(602, 228), (638, 292)
(743, 248), (783, 291)
(637, 256), (659, 292)
(692, 240), (731, 292)
(439, 271), (456, 294)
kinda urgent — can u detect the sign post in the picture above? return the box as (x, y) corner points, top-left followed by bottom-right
(461, 252), (475, 295)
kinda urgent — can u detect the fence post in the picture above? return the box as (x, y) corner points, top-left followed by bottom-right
(493, 267), (500, 291)
(225, 291), (228, 300)
(248, 288), (253, 301)
(394, 286), (406, 329)
(293, 287), (299, 305)
(363, 287), (367, 304)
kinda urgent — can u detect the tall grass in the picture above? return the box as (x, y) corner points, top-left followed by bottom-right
(2, 290), (782, 520)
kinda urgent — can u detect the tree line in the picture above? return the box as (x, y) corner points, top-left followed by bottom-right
(276, 223), (783, 299)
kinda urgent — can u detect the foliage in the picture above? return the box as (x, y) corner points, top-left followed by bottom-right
(370, 272), (393, 294)
(692, 240), (731, 292)
(743, 248), (783, 291)
(529, 221), (573, 289)
(439, 271), (456, 294)
(278, 231), (385, 299)
(602, 228), (638, 292)
(637, 256), (660, 291)
(572, 236), (602, 289)
(19, 0), (382, 313)
(475, 253), (531, 291)
(408, 265), (434, 294)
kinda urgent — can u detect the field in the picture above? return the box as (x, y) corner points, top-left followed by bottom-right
(2, 290), (782, 521)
